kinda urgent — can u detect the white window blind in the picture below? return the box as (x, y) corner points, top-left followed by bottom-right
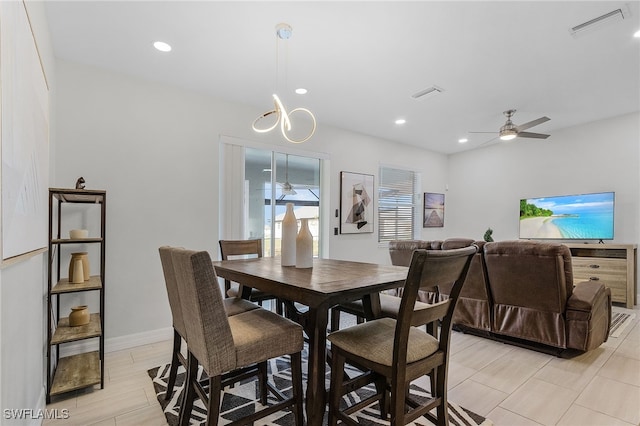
(378, 166), (418, 242)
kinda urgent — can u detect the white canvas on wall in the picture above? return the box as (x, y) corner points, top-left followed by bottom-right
(0, 0), (49, 263)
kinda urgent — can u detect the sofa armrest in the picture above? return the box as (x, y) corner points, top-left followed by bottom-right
(566, 280), (611, 351)
(567, 280), (610, 312)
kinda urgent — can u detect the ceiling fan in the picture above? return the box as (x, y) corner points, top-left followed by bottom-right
(471, 109), (550, 142)
(279, 154), (297, 197)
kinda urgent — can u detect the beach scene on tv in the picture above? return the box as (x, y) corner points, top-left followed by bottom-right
(519, 192), (615, 240)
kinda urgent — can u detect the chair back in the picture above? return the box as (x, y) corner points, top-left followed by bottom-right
(158, 246), (186, 338)
(219, 239), (263, 260)
(171, 248), (236, 376)
(394, 246), (477, 366)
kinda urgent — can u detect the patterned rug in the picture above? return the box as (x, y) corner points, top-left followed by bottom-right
(148, 348), (492, 425)
(609, 309), (636, 338)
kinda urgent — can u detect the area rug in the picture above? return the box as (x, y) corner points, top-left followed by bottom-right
(148, 349), (492, 426)
(609, 309), (636, 338)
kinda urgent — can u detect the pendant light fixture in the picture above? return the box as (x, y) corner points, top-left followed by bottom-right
(252, 23), (316, 144)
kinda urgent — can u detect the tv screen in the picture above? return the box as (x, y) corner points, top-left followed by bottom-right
(519, 192), (615, 240)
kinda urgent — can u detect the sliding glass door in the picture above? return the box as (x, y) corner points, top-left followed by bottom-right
(244, 148), (321, 257)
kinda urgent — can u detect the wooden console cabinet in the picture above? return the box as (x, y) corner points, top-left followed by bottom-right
(566, 243), (637, 308)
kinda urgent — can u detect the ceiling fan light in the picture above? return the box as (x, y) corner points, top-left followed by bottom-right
(500, 131), (517, 141)
(282, 183), (297, 195)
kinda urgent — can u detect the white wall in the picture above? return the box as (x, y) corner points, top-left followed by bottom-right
(54, 60), (448, 344)
(0, 1), (55, 423)
(445, 112), (639, 245)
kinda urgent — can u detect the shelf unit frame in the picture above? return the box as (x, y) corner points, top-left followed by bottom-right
(46, 188), (106, 402)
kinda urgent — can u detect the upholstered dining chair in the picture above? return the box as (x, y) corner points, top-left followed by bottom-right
(171, 247), (305, 426)
(158, 246), (260, 400)
(327, 245), (476, 425)
(219, 239), (284, 314)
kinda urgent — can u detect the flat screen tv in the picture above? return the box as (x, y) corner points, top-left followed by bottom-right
(519, 192), (614, 241)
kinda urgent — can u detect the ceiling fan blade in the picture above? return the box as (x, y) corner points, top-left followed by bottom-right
(479, 136), (500, 146)
(516, 116), (550, 131)
(517, 131), (550, 139)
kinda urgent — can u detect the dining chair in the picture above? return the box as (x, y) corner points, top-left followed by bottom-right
(158, 246), (260, 400)
(171, 247), (305, 426)
(219, 239), (284, 314)
(327, 245), (477, 425)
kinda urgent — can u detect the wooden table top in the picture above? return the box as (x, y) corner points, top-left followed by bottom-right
(213, 257), (408, 308)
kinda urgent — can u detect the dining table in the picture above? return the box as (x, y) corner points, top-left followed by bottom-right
(212, 256), (408, 425)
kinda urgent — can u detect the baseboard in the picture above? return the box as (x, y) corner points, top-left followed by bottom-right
(59, 327), (173, 357)
(105, 327), (173, 353)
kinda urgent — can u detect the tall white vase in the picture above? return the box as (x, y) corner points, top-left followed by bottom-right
(296, 218), (313, 269)
(281, 203), (297, 266)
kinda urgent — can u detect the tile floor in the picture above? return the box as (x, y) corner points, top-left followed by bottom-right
(44, 305), (640, 426)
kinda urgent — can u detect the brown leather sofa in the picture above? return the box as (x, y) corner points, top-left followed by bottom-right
(388, 239), (611, 354)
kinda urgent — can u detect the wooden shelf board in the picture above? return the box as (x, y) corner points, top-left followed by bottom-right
(52, 276), (102, 293)
(52, 314), (101, 345)
(51, 188), (106, 204)
(50, 351), (101, 396)
(52, 238), (103, 244)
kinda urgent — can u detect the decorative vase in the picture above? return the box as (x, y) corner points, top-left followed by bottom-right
(69, 305), (90, 327)
(296, 218), (313, 269)
(281, 202), (297, 266)
(69, 252), (90, 282)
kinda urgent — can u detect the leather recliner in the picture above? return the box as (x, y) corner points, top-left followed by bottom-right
(483, 240), (611, 352)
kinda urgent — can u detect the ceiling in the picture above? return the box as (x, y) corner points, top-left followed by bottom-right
(44, 1), (640, 154)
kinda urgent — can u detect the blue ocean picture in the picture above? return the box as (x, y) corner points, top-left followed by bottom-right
(519, 192), (614, 240)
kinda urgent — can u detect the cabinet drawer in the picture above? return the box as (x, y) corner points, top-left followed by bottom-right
(572, 257), (627, 302)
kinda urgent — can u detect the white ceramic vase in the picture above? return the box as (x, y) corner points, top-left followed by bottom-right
(281, 203), (297, 266)
(296, 218), (313, 268)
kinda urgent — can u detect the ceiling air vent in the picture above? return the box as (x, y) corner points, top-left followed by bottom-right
(569, 7), (630, 36)
(411, 85), (444, 100)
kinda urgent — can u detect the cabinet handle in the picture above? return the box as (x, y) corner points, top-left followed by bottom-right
(589, 277), (600, 281)
(588, 264), (600, 269)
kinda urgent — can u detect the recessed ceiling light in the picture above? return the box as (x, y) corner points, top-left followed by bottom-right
(634, 29), (640, 38)
(295, 88), (308, 95)
(395, 119), (406, 125)
(458, 138), (468, 144)
(153, 41), (172, 52)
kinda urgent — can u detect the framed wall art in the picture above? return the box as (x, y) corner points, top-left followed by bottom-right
(423, 192), (445, 228)
(340, 171), (374, 234)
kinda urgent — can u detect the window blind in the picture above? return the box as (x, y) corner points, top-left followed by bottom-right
(378, 167), (418, 242)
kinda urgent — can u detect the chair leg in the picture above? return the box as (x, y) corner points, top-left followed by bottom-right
(258, 361), (268, 405)
(276, 299), (284, 315)
(179, 352), (198, 426)
(328, 347), (346, 426)
(330, 308), (341, 332)
(165, 329), (182, 400)
(434, 365), (449, 426)
(290, 352), (305, 426)
(389, 373), (406, 425)
(206, 375), (222, 426)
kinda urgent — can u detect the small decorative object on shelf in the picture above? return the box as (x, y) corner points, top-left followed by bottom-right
(281, 202), (297, 266)
(69, 229), (88, 239)
(68, 306), (90, 327)
(296, 218), (313, 268)
(68, 252), (90, 282)
(75, 177), (85, 189)
(484, 227), (494, 242)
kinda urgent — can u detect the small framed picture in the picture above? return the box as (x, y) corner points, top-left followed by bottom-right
(423, 192), (445, 228)
(340, 171), (374, 234)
